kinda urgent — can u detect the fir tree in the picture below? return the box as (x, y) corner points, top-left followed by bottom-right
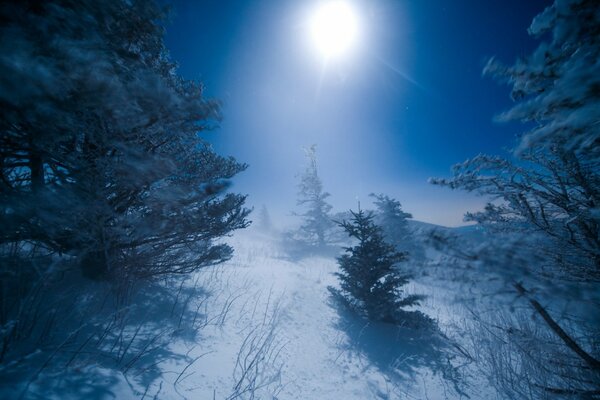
(294, 145), (335, 248)
(370, 194), (412, 240)
(431, 0), (600, 395)
(370, 193), (425, 260)
(330, 207), (428, 326)
(0, 0), (250, 282)
(257, 205), (273, 232)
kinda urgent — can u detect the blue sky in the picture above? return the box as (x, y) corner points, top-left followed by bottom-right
(164, 0), (551, 226)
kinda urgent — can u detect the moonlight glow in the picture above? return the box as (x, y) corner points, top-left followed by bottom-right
(309, 1), (359, 58)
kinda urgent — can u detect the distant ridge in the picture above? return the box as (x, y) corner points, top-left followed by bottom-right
(407, 219), (484, 240)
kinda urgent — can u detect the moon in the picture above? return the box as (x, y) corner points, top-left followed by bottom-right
(309, 1), (359, 59)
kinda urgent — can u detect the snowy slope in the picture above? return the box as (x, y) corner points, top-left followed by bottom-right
(8, 227), (493, 400)
(132, 229), (486, 400)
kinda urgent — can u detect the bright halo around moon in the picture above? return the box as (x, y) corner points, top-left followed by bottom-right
(309, 1), (359, 59)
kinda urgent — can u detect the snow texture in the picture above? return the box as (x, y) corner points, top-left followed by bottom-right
(3, 227), (494, 399)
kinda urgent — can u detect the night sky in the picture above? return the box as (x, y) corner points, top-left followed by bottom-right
(164, 0), (552, 226)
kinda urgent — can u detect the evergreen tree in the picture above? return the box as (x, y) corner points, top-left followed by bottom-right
(370, 193), (424, 260)
(294, 145), (335, 248)
(0, 0), (250, 282)
(256, 205), (273, 232)
(330, 208), (428, 325)
(370, 193), (414, 245)
(431, 0), (600, 396)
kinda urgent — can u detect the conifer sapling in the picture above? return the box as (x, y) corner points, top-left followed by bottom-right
(329, 207), (430, 326)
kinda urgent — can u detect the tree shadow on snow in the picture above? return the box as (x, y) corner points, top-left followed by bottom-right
(331, 299), (468, 398)
(0, 271), (214, 400)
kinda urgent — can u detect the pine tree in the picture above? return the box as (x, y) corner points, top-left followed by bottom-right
(431, 0), (600, 395)
(257, 205), (273, 232)
(294, 145), (335, 248)
(370, 194), (422, 255)
(0, 0), (250, 282)
(370, 194), (412, 240)
(329, 207), (428, 325)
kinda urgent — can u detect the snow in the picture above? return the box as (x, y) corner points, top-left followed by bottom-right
(128, 229), (484, 399)
(5, 227), (496, 400)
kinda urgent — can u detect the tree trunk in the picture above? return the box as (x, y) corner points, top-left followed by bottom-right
(29, 152), (44, 192)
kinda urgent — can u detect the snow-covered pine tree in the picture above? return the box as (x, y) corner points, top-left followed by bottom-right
(294, 145), (335, 248)
(329, 207), (429, 326)
(369, 193), (424, 258)
(0, 0), (251, 388)
(0, 0), (250, 283)
(370, 194), (412, 240)
(431, 0), (600, 396)
(256, 205), (274, 232)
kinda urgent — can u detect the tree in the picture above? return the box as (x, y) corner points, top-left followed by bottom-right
(431, 0), (600, 396)
(294, 145), (335, 248)
(483, 0), (600, 162)
(329, 207), (429, 326)
(370, 193), (423, 259)
(0, 0), (250, 282)
(256, 205), (274, 232)
(0, 0), (251, 386)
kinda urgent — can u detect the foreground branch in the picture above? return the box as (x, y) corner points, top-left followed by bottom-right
(513, 282), (600, 371)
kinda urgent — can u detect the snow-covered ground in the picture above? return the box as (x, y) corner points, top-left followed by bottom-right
(7, 228), (495, 399)
(129, 229), (488, 400)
